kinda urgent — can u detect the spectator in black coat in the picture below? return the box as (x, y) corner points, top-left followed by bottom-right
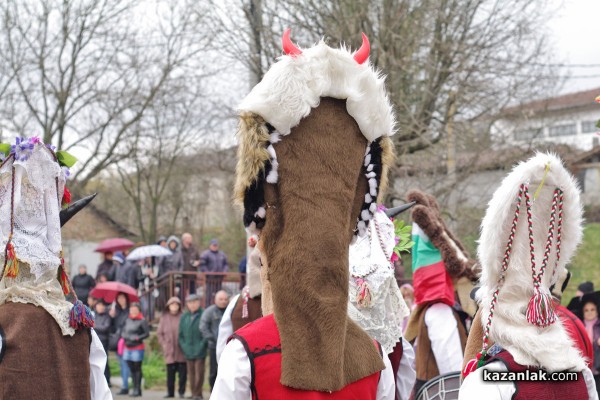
(71, 265), (96, 304)
(94, 300), (113, 386)
(96, 252), (116, 281)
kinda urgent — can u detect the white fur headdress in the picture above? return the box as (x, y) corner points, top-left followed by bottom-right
(475, 152), (585, 372)
(234, 31), (396, 239)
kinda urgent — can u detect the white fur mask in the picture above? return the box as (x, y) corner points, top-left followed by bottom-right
(477, 152), (586, 372)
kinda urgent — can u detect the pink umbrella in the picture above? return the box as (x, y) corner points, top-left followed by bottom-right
(94, 238), (134, 253)
(90, 281), (139, 303)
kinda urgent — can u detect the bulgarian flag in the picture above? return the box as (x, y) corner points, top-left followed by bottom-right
(411, 223), (455, 306)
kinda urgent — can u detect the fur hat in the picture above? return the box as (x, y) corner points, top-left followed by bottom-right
(234, 30), (395, 391)
(470, 152), (586, 374)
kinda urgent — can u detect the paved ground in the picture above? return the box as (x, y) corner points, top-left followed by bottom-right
(110, 377), (211, 399)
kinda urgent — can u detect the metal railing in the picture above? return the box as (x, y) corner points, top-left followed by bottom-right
(140, 271), (246, 323)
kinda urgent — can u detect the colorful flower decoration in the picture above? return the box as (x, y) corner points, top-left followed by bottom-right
(62, 186), (72, 208)
(10, 137), (36, 162)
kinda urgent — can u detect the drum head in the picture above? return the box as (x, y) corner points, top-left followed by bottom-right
(415, 372), (461, 400)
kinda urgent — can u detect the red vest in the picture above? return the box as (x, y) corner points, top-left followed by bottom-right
(231, 314), (381, 400)
(485, 350), (588, 400)
(555, 304), (594, 368)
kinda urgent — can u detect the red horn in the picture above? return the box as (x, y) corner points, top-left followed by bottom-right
(353, 32), (370, 64)
(282, 28), (302, 57)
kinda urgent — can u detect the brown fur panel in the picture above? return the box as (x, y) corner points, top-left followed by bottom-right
(377, 135), (396, 203)
(0, 303), (91, 399)
(462, 308), (487, 377)
(260, 98), (384, 391)
(233, 112), (271, 208)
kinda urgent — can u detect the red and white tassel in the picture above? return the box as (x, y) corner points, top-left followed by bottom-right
(4, 242), (18, 278)
(526, 288), (556, 327)
(59, 265), (70, 295)
(356, 278), (372, 309)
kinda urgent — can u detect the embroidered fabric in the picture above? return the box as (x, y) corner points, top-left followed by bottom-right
(0, 144), (64, 280)
(0, 261), (75, 336)
(348, 210), (409, 353)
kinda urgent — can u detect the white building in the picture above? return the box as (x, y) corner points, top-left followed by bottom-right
(492, 87), (600, 151)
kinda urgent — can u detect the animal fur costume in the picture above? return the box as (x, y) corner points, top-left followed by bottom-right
(403, 189), (477, 341)
(0, 139), (108, 399)
(231, 29), (396, 392)
(402, 190), (476, 392)
(460, 153), (597, 399)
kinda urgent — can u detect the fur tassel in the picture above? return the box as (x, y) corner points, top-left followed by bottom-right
(4, 243), (18, 278)
(355, 278), (373, 309)
(69, 300), (95, 330)
(526, 289), (556, 327)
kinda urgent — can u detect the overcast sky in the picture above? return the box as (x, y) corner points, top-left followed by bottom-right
(549, 0), (600, 93)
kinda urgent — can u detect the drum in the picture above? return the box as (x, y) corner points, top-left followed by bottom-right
(415, 372), (461, 400)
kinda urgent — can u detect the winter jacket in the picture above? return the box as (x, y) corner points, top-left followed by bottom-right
(121, 316), (150, 348)
(178, 310), (207, 359)
(112, 304), (130, 334)
(96, 260), (116, 281)
(157, 311), (186, 364)
(158, 236), (184, 276)
(181, 244), (201, 272)
(116, 260), (142, 289)
(94, 311), (112, 345)
(71, 273), (95, 302)
(199, 250), (229, 273)
(200, 304), (226, 349)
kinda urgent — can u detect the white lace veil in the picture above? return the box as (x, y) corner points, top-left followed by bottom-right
(348, 209), (409, 353)
(0, 143), (73, 335)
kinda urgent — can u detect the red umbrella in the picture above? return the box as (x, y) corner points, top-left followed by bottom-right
(95, 238), (135, 253)
(90, 282), (139, 303)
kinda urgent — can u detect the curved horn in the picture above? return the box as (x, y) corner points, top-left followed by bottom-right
(353, 32), (370, 64)
(282, 28), (302, 57)
(60, 193), (97, 227)
(384, 201), (416, 219)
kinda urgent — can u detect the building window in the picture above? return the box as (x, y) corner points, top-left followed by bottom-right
(515, 128), (542, 141)
(548, 123), (576, 137)
(581, 120), (598, 133)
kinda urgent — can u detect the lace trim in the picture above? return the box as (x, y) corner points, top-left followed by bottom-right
(348, 210), (409, 353)
(0, 261), (74, 336)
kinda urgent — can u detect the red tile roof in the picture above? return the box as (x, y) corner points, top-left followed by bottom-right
(503, 87), (600, 115)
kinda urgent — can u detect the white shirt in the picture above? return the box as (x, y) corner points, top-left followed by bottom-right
(216, 293), (238, 363)
(424, 303), (463, 374)
(211, 338), (396, 400)
(89, 329), (112, 400)
(397, 337), (416, 400)
(459, 360), (599, 400)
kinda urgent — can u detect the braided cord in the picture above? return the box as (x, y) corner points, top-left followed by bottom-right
(1, 163), (16, 280)
(481, 183), (525, 354)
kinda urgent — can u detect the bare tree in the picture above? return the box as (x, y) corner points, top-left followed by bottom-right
(0, 0), (214, 190)
(210, 0), (560, 202)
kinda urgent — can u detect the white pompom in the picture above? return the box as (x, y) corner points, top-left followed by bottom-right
(364, 154), (371, 167)
(255, 207), (266, 219)
(270, 132), (281, 143)
(365, 193), (372, 203)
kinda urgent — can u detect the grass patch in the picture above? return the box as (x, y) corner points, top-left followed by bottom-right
(563, 223), (600, 302)
(108, 335), (167, 389)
